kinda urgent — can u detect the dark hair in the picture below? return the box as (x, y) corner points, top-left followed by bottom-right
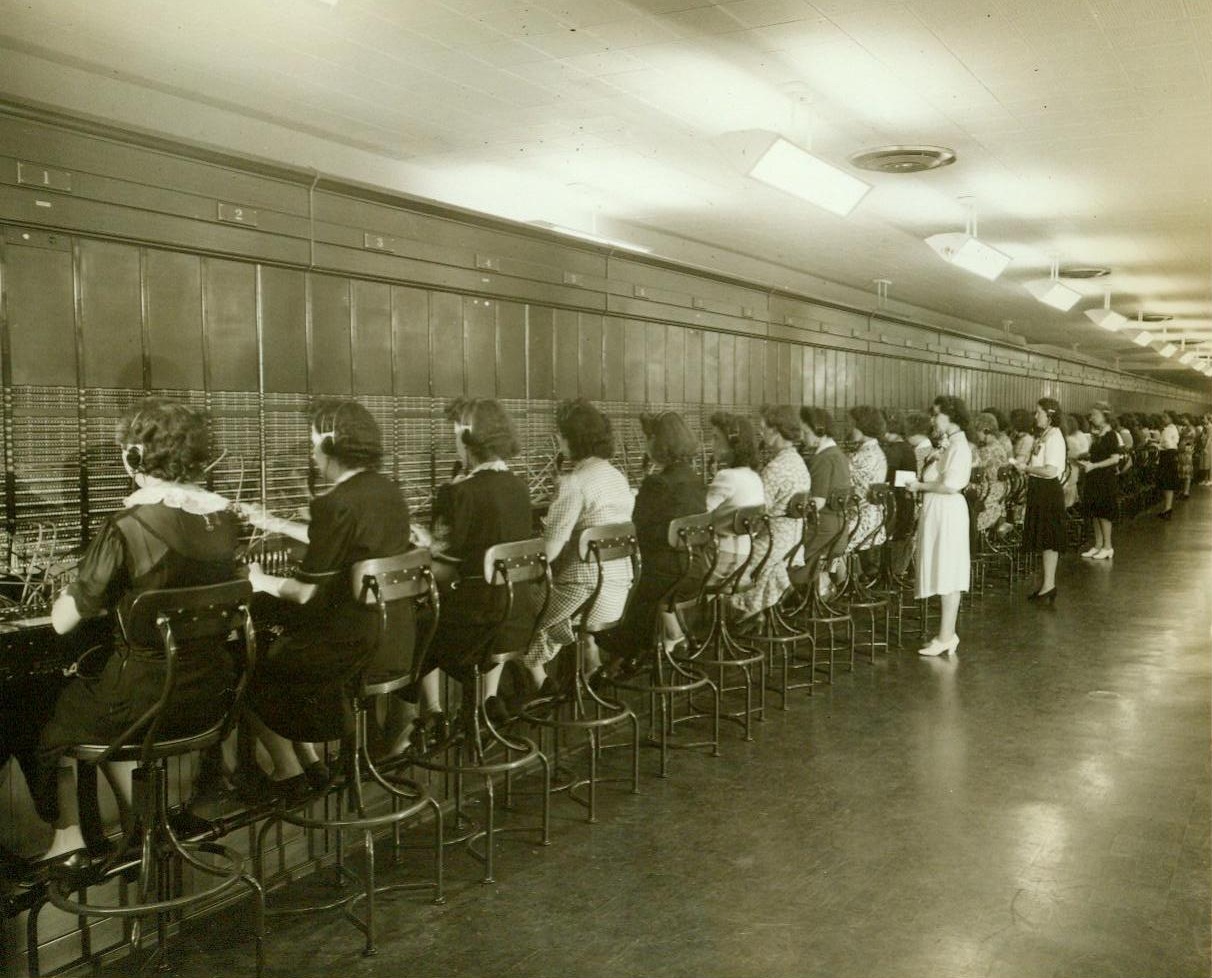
(1060, 413), (1077, 437)
(640, 411), (698, 466)
(311, 399), (384, 470)
(118, 397), (211, 482)
(1009, 408), (1034, 435)
(904, 410), (932, 438)
(799, 406), (836, 439)
(1037, 397), (1063, 429)
(556, 398), (614, 461)
(848, 405), (887, 439)
(709, 412), (760, 470)
(453, 397), (519, 462)
(981, 407), (1010, 433)
(759, 404), (801, 442)
(932, 395), (971, 430)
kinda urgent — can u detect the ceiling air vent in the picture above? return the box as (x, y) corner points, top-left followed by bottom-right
(1139, 313), (1173, 323)
(848, 145), (956, 173)
(1058, 266), (1111, 279)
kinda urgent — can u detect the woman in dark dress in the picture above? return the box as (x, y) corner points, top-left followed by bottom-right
(1013, 397), (1067, 603)
(799, 407), (851, 574)
(34, 398), (242, 860)
(415, 398), (535, 732)
(244, 400), (411, 799)
(1079, 403), (1122, 560)
(601, 412), (706, 678)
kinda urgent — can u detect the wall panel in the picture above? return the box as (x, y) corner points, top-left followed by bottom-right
(4, 238), (77, 386)
(352, 279), (392, 396)
(203, 258), (258, 392)
(464, 297), (496, 397)
(79, 239), (143, 388)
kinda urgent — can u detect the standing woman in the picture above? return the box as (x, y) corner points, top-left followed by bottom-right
(1013, 398), (1067, 603)
(243, 400), (412, 799)
(730, 405), (811, 620)
(1177, 414), (1196, 501)
(907, 395), (972, 656)
(1156, 410), (1181, 519)
(1079, 403), (1121, 560)
(1199, 414), (1212, 488)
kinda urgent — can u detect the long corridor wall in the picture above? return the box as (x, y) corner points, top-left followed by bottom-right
(0, 102), (1207, 561)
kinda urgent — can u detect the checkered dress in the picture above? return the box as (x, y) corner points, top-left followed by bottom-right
(525, 458), (636, 668)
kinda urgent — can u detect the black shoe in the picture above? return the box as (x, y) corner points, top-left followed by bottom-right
(266, 774), (314, 807)
(167, 809), (215, 841)
(48, 849), (110, 889)
(584, 667), (611, 693)
(482, 695), (511, 728)
(301, 760), (330, 791)
(1033, 587), (1058, 606)
(1158, 510), (1173, 520)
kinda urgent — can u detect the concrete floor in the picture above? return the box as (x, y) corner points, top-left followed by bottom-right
(155, 492), (1211, 978)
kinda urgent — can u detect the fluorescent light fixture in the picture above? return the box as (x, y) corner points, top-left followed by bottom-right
(1084, 289), (1126, 331)
(747, 137), (871, 217)
(1156, 342), (1177, 358)
(925, 232), (1012, 281)
(1178, 350), (1197, 365)
(1132, 330), (1154, 346)
(1025, 255), (1082, 311)
(529, 221), (652, 254)
(1024, 277), (1082, 311)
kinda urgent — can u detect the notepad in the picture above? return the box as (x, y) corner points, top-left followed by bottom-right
(894, 470), (916, 488)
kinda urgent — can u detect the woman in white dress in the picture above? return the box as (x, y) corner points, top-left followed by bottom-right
(907, 395), (973, 657)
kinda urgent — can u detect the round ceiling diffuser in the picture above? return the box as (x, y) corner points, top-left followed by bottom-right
(848, 145), (956, 173)
(1058, 266), (1111, 279)
(1139, 313), (1173, 323)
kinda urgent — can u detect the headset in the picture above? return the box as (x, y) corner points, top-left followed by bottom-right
(311, 401), (345, 457)
(122, 408), (148, 478)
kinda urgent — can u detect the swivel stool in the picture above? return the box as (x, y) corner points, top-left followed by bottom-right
(34, 580), (264, 977)
(255, 550), (444, 957)
(519, 523), (641, 823)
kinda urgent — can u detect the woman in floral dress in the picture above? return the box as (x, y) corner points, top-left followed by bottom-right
(729, 405), (811, 620)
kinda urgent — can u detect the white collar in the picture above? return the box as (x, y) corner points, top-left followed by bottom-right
(124, 477), (230, 515)
(456, 459), (509, 482)
(816, 436), (837, 451)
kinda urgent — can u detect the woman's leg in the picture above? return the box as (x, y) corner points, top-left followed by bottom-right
(1041, 549), (1058, 591)
(41, 762), (88, 858)
(1162, 489), (1174, 513)
(245, 712), (303, 781)
(938, 591), (961, 641)
(1098, 518), (1113, 552)
(1090, 519), (1104, 550)
(481, 663), (504, 701)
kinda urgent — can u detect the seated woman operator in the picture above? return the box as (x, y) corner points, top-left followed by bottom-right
(33, 398), (242, 863)
(412, 398), (535, 739)
(241, 400), (411, 802)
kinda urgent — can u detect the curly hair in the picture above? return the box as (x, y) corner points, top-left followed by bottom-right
(640, 411), (698, 466)
(311, 399), (384, 470)
(981, 407), (1010, 433)
(849, 405), (887, 439)
(117, 397), (211, 483)
(799, 406), (837, 440)
(709, 411), (760, 470)
(759, 404), (800, 442)
(1088, 404), (1117, 431)
(971, 412), (1000, 438)
(556, 398), (614, 461)
(451, 398), (520, 462)
(932, 395), (971, 430)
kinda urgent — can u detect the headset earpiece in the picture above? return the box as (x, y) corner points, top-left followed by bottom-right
(124, 444), (144, 473)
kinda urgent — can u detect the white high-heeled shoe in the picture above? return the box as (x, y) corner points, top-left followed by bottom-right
(1080, 546), (1100, 558)
(1092, 548), (1114, 560)
(918, 635), (960, 656)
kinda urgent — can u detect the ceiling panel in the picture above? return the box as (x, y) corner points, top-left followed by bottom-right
(0, 0), (1207, 390)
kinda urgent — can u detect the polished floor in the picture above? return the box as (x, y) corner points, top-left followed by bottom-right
(153, 493), (1211, 978)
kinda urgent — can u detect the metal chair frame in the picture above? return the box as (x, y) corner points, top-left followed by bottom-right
(834, 486), (892, 662)
(412, 538), (552, 883)
(518, 524), (641, 823)
(255, 549), (444, 957)
(34, 580), (264, 978)
(612, 512), (721, 776)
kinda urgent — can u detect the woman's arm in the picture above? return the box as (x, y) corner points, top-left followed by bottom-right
(247, 563), (318, 604)
(235, 502), (310, 544)
(542, 473), (584, 563)
(51, 591), (82, 634)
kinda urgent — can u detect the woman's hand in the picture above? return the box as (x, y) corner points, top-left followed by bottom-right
(245, 561), (270, 594)
(906, 480), (923, 493)
(1077, 460), (1092, 472)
